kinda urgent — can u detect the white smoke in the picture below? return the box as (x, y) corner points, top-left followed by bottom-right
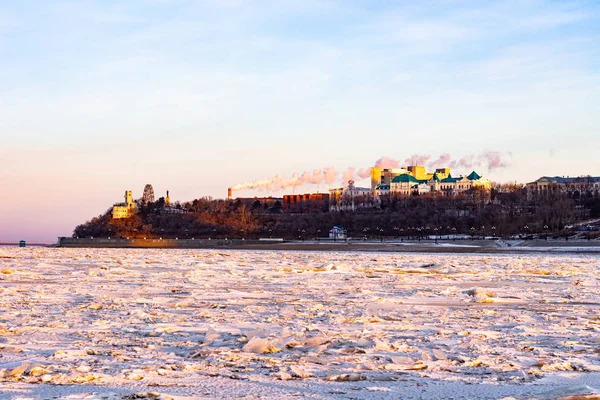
(230, 152), (510, 195)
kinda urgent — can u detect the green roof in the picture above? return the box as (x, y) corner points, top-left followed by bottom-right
(431, 173), (441, 182)
(392, 174), (418, 183)
(467, 171), (481, 180)
(441, 174), (459, 183)
(392, 174), (431, 184)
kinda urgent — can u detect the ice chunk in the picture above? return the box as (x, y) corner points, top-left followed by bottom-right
(242, 337), (280, 354)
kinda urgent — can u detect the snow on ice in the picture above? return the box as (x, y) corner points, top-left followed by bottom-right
(0, 247), (599, 399)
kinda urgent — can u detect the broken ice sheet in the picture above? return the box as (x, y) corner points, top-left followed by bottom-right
(0, 248), (599, 398)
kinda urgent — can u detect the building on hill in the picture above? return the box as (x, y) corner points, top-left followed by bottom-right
(383, 167), (490, 197)
(331, 166), (492, 211)
(527, 176), (600, 197)
(374, 184), (390, 197)
(430, 171), (492, 196)
(161, 190), (189, 214)
(390, 173), (431, 196)
(112, 187), (183, 218)
(371, 165), (452, 192)
(329, 180), (375, 211)
(370, 167), (409, 190)
(283, 193), (329, 212)
(112, 190), (136, 219)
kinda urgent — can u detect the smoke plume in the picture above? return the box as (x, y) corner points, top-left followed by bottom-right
(449, 151), (510, 171)
(309, 169), (323, 184)
(368, 152), (510, 173)
(231, 166), (340, 192)
(342, 167), (356, 183)
(323, 167), (337, 184)
(429, 153), (453, 169)
(374, 156), (400, 169)
(405, 154), (431, 166)
(479, 151), (509, 170)
(356, 168), (371, 179)
(230, 151), (510, 195)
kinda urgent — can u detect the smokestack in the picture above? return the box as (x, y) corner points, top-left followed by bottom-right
(227, 188), (233, 200)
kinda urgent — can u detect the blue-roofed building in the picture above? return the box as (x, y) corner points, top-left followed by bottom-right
(527, 176), (600, 196)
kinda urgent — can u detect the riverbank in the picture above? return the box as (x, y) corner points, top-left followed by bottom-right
(55, 237), (600, 254)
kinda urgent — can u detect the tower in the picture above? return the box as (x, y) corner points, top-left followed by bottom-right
(165, 190), (171, 206)
(125, 190), (133, 207)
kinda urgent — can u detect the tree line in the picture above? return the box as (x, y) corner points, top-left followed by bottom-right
(73, 184), (600, 240)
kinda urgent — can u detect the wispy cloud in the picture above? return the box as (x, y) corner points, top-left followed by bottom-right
(1, 0), (600, 241)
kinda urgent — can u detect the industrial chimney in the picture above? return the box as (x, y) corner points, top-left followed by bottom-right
(227, 188), (233, 200)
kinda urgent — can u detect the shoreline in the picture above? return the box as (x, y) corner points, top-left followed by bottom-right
(52, 237), (600, 254)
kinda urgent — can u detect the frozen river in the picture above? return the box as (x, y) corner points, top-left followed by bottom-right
(1, 248), (599, 399)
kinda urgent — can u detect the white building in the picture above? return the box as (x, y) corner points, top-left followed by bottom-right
(329, 180), (376, 211)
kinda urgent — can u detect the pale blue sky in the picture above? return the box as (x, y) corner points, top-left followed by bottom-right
(1, 0), (599, 241)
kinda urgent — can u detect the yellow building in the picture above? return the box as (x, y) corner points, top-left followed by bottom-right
(112, 190), (136, 219)
(406, 165), (430, 180)
(370, 167), (409, 190)
(374, 167), (491, 197)
(425, 171), (491, 195)
(371, 165), (452, 189)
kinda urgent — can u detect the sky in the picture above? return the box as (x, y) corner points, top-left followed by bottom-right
(1, 0), (599, 242)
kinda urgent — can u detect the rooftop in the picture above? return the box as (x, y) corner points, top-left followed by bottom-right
(440, 174), (460, 183)
(467, 171), (482, 180)
(533, 176), (600, 184)
(392, 174), (422, 183)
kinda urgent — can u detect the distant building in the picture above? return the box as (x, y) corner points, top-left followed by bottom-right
(429, 171), (492, 196)
(236, 197), (283, 206)
(527, 176), (600, 196)
(112, 187), (182, 218)
(329, 181), (375, 211)
(161, 190), (188, 214)
(112, 190), (136, 219)
(283, 193), (329, 212)
(390, 174), (431, 196)
(370, 167), (409, 190)
(373, 184), (390, 197)
(329, 226), (347, 240)
(371, 165), (489, 198)
(371, 166), (451, 190)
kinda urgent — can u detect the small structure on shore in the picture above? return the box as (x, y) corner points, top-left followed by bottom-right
(329, 226), (347, 240)
(19, 240), (26, 247)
